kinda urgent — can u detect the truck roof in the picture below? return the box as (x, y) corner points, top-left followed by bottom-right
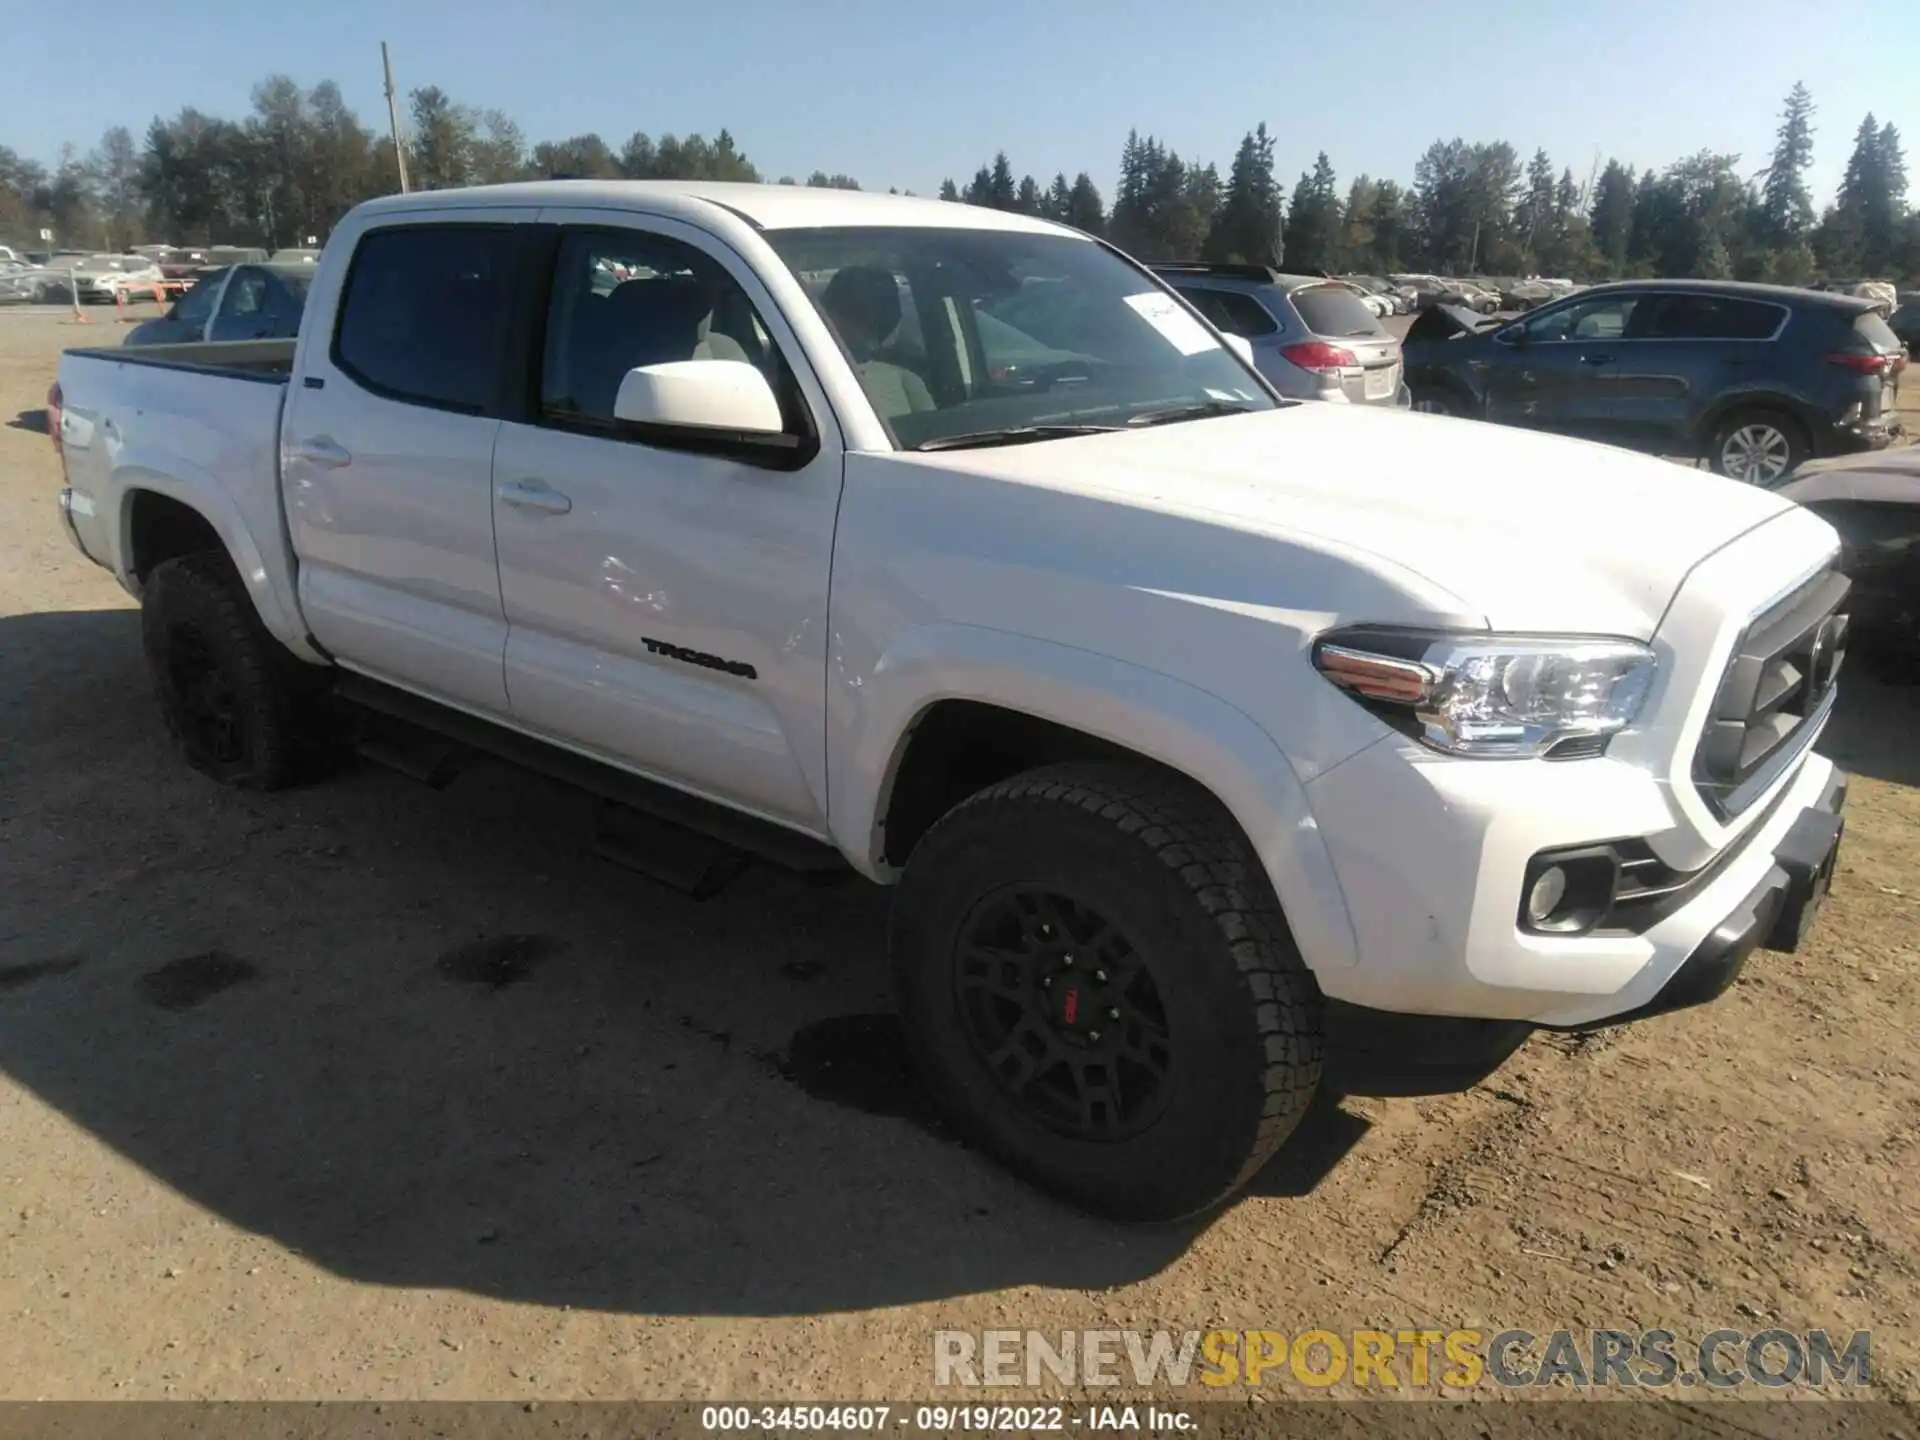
(350, 180), (1074, 236)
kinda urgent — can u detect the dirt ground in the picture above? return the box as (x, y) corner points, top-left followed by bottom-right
(2, 303), (1919, 1407)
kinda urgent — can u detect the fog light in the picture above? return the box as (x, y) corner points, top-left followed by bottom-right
(1517, 847), (1622, 935)
(1526, 866), (1569, 924)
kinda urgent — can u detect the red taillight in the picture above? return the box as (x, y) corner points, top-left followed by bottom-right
(46, 381), (62, 455)
(1823, 351), (1889, 375)
(1281, 340), (1359, 374)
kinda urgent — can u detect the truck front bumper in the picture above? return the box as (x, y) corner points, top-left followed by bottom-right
(1299, 732), (1846, 1030)
(1549, 766), (1845, 1031)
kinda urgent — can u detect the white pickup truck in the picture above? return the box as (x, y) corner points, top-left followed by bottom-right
(52, 181), (1850, 1219)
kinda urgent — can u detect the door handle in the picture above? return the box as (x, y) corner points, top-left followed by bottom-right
(288, 436), (352, 468)
(1579, 354), (1615, 366)
(497, 478), (573, 516)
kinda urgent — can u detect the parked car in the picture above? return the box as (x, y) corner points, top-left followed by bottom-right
(1443, 280), (1501, 314)
(1154, 263), (1411, 407)
(1889, 294), (1920, 354)
(1773, 443), (1920, 668)
(52, 180), (1851, 1221)
(268, 248), (322, 266)
(1339, 275), (1404, 316)
(63, 253), (165, 304)
(160, 247), (212, 282)
(123, 263), (313, 346)
(1500, 278), (1556, 311)
(1404, 279), (1904, 483)
(204, 246), (270, 268)
(1816, 279), (1897, 315)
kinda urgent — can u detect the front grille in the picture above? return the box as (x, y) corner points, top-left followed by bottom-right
(1692, 568), (1850, 818)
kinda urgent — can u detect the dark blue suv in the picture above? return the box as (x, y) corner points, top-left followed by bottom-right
(1403, 280), (1905, 484)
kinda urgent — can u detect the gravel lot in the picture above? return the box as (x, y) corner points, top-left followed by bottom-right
(3, 305), (1920, 1406)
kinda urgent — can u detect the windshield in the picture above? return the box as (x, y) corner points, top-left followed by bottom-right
(763, 226), (1272, 449)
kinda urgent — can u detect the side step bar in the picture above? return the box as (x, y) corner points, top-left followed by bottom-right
(335, 673), (853, 890)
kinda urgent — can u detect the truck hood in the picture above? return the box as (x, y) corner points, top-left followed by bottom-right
(898, 403), (1808, 637)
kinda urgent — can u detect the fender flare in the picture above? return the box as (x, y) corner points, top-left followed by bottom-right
(830, 623), (1361, 976)
(112, 460), (326, 665)
(1694, 390), (1822, 452)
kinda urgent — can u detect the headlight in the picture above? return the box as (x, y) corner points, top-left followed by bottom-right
(1311, 627), (1656, 758)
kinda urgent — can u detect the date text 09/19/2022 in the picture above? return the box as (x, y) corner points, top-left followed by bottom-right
(700, 1405), (1193, 1433)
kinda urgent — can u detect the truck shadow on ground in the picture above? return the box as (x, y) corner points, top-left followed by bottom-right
(3, 608), (1912, 1318)
(0, 607), (1376, 1318)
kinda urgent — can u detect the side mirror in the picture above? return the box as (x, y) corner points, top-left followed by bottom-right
(1223, 333), (1256, 366)
(613, 359), (784, 436)
(1497, 325), (1527, 347)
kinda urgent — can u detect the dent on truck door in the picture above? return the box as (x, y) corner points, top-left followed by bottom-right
(283, 218), (534, 714)
(490, 216), (842, 832)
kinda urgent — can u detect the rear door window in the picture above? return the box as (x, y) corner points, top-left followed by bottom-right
(1175, 287), (1278, 338)
(333, 225), (519, 414)
(1289, 284), (1384, 338)
(1639, 294), (1785, 340)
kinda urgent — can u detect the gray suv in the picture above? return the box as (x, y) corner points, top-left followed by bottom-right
(1154, 263), (1411, 407)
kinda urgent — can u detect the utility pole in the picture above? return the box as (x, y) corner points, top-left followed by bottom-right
(382, 42), (411, 194)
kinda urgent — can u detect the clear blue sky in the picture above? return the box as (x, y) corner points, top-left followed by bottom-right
(8, 0), (1917, 209)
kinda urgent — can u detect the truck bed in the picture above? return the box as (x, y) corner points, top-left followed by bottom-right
(56, 338), (310, 658)
(65, 337), (297, 380)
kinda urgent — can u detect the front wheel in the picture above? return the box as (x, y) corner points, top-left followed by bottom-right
(1711, 409), (1807, 484)
(890, 763), (1323, 1220)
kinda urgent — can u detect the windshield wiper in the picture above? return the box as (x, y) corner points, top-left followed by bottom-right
(913, 424), (1118, 452)
(1125, 399), (1256, 428)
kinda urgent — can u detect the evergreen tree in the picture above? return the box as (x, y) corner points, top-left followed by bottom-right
(1280, 152), (1340, 272)
(1625, 170), (1661, 273)
(1512, 148), (1556, 260)
(1204, 123), (1281, 265)
(938, 178), (959, 202)
(988, 151), (1017, 210)
(1589, 159), (1636, 273)
(1815, 115), (1909, 275)
(1065, 171), (1105, 235)
(1045, 172), (1072, 222)
(1757, 82), (1816, 245)
(1016, 174), (1042, 215)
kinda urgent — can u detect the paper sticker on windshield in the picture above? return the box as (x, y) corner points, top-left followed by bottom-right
(1124, 292), (1217, 356)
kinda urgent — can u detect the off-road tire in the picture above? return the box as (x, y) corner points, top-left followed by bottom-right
(141, 551), (336, 789)
(890, 762), (1323, 1220)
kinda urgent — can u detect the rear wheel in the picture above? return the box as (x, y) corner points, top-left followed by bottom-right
(1711, 409), (1807, 484)
(890, 762), (1323, 1220)
(141, 552), (336, 788)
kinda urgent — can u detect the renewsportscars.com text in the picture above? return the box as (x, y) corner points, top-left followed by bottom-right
(933, 1327), (1871, 1390)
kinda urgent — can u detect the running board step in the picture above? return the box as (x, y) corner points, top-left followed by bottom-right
(593, 802), (751, 899)
(333, 672), (853, 880)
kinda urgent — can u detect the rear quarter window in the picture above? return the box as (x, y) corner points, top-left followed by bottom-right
(1289, 284), (1384, 338)
(1174, 286), (1278, 338)
(332, 225), (519, 414)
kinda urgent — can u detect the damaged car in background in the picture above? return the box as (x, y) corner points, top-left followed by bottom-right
(1403, 280), (1903, 482)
